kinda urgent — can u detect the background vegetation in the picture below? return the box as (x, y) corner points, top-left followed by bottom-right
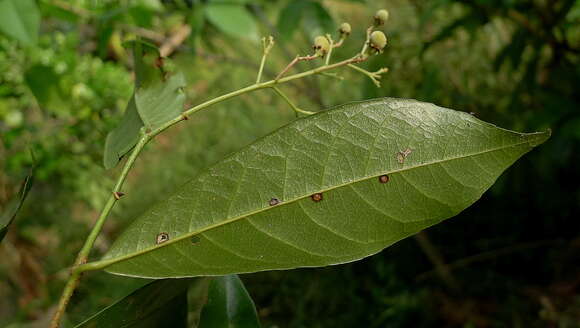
(0, 0), (578, 327)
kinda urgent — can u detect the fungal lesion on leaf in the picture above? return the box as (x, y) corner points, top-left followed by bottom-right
(156, 232), (169, 244)
(311, 193), (323, 202)
(269, 198), (280, 206)
(396, 148), (412, 164)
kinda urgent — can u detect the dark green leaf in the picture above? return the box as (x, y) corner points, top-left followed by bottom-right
(0, 0), (40, 45)
(103, 96), (144, 169)
(301, 1), (334, 40)
(25, 65), (65, 110)
(101, 98), (549, 278)
(135, 72), (186, 130)
(276, 0), (308, 40)
(199, 275), (260, 328)
(1, 167), (33, 242)
(422, 11), (487, 55)
(74, 279), (194, 328)
(205, 4), (258, 41)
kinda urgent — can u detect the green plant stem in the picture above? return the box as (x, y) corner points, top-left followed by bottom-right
(325, 37), (334, 66)
(50, 54), (366, 328)
(50, 137), (149, 328)
(347, 64), (386, 87)
(256, 37), (273, 83)
(271, 86), (315, 115)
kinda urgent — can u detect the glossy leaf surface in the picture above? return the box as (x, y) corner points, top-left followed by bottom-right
(102, 98), (549, 278)
(74, 279), (193, 328)
(199, 275), (261, 328)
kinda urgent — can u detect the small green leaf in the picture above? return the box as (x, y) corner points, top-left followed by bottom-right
(123, 39), (163, 88)
(101, 98), (549, 278)
(199, 275), (261, 328)
(135, 72), (186, 130)
(103, 96), (144, 169)
(103, 41), (167, 169)
(205, 4), (258, 41)
(0, 0), (40, 45)
(1, 167), (33, 242)
(74, 279), (195, 328)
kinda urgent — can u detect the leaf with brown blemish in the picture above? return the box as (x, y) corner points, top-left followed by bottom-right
(100, 98), (549, 278)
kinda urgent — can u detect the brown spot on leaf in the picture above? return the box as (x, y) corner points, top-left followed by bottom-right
(396, 148), (412, 164)
(269, 198), (280, 206)
(379, 175), (389, 183)
(311, 193), (323, 202)
(156, 232), (169, 244)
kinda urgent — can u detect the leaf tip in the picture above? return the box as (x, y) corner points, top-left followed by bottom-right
(525, 129), (551, 148)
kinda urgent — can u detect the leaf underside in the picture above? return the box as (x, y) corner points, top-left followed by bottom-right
(102, 98), (549, 278)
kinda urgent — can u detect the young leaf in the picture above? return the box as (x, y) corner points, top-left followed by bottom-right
(0, 168), (33, 242)
(103, 96), (144, 169)
(124, 39), (163, 88)
(0, 0), (40, 45)
(100, 98), (549, 278)
(204, 4), (258, 41)
(103, 41), (165, 169)
(74, 279), (196, 328)
(135, 72), (186, 131)
(199, 275), (261, 328)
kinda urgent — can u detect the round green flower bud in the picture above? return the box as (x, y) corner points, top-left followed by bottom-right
(374, 9), (389, 26)
(339, 22), (351, 36)
(313, 35), (330, 57)
(369, 30), (387, 53)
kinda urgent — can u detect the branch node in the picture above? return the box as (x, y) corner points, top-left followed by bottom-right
(113, 192), (125, 200)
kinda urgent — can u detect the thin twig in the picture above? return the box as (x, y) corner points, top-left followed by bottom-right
(414, 231), (460, 292)
(325, 34), (334, 66)
(50, 136), (149, 328)
(275, 54), (320, 81)
(347, 64), (388, 87)
(271, 86), (315, 116)
(256, 36), (275, 83)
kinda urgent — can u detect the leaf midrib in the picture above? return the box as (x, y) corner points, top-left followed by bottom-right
(99, 136), (538, 268)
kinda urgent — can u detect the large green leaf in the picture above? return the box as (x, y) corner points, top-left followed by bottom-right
(199, 275), (261, 328)
(101, 98), (549, 278)
(0, 0), (40, 45)
(0, 168), (33, 242)
(74, 279), (194, 328)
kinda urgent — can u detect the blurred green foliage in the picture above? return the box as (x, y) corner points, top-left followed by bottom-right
(0, 0), (579, 327)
